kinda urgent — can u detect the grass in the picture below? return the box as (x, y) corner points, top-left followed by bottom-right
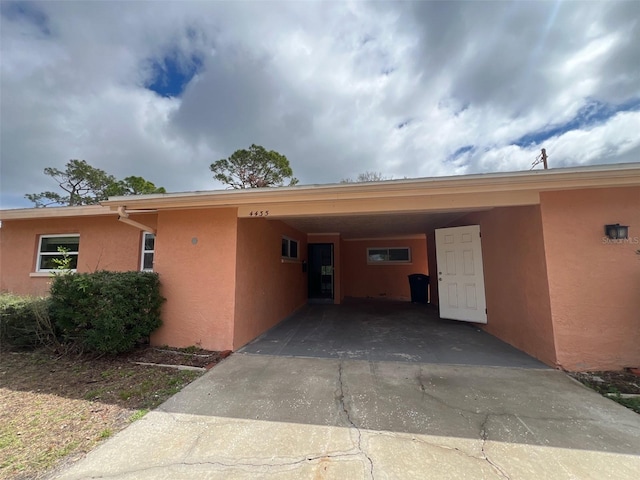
(0, 350), (204, 479)
(617, 397), (640, 413)
(603, 390), (640, 414)
(128, 409), (149, 423)
(178, 345), (201, 354)
(570, 372), (640, 414)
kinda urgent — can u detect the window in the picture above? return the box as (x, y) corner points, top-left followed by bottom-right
(141, 233), (155, 271)
(281, 237), (299, 259)
(36, 235), (79, 272)
(367, 247), (411, 264)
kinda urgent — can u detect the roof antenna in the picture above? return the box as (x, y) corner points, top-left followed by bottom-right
(530, 148), (549, 170)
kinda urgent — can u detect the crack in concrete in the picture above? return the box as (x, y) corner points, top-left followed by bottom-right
(416, 371), (477, 431)
(337, 361), (375, 479)
(181, 428), (206, 461)
(480, 414), (511, 480)
(367, 430), (483, 460)
(184, 451), (362, 469)
(83, 451), (367, 479)
(413, 380), (603, 426)
(418, 368), (427, 400)
(414, 374), (486, 418)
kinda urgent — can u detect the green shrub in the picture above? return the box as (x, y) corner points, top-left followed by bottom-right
(0, 294), (53, 349)
(49, 271), (164, 355)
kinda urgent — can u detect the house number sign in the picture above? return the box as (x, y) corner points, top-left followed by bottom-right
(249, 210), (270, 217)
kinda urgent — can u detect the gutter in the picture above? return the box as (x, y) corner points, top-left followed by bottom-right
(117, 206), (157, 234)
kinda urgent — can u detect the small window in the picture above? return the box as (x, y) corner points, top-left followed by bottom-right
(36, 235), (79, 272)
(282, 237), (299, 260)
(141, 233), (155, 271)
(367, 247), (411, 264)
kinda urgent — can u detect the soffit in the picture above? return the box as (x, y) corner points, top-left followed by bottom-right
(279, 210), (486, 239)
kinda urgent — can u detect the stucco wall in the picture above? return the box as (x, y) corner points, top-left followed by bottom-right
(0, 214), (155, 296)
(233, 218), (308, 349)
(342, 237), (428, 301)
(433, 206), (557, 367)
(308, 234), (342, 303)
(540, 187), (640, 371)
(152, 208), (238, 351)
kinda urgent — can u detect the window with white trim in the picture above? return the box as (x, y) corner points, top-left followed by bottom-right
(281, 236), (299, 259)
(36, 235), (80, 272)
(141, 232), (155, 271)
(367, 247), (411, 264)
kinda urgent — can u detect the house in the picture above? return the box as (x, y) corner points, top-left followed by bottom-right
(1, 163), (639, 371)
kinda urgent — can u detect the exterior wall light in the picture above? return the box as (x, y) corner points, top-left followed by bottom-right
(605, 224), (629, 240)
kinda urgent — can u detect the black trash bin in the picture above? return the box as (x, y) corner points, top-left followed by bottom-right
(408, 274), (430, 303)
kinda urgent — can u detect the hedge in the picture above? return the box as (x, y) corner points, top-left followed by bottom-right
(0, 294), (52, 349)
(49, 271), (164, 355)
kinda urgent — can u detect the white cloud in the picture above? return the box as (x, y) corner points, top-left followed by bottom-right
(548, 110), (640, 166)
(1, 0), (639, 209)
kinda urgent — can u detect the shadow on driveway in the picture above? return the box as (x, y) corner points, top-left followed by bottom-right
(240, 301), (547, 369)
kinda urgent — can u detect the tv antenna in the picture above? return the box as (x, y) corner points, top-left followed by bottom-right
(531, 148), (548, 170)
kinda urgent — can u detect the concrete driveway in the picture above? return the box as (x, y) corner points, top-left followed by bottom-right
(54, 304), (640, 479)
(241, 302), (546, 368)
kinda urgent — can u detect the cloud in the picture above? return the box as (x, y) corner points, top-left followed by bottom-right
(1, 0), (638, 209)
(454, 109), (640, 172)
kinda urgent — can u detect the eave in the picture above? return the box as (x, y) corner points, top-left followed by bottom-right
(100, 162), (640, 211)
(2, 163), (639, 220)
(0, 205), (114, 221)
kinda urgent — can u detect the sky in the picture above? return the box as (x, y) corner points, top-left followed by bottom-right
(1, 0), (639, 209)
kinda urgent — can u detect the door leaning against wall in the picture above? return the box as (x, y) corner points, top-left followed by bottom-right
(435, 225), (487, 324)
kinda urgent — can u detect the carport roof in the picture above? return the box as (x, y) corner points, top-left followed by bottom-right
(2, 162), (639, 221)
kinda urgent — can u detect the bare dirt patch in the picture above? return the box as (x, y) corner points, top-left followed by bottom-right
(0, 346), (224, 479)
(126, 346), (230, 368)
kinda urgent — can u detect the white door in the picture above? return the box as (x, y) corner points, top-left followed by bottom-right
(435, 225), (487, 324)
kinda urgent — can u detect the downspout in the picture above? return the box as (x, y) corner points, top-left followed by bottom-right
(117, 206), (157, 234)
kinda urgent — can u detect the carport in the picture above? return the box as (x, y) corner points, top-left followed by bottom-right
(240, 300), (546, 369)
(245, 177), (552, 367)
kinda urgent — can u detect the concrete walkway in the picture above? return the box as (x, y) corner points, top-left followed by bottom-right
(54, 354), (640, 479)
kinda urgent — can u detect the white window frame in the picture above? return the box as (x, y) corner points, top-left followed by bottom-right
(36, 234), (80, 272)
(367, 247), (411, 264)
(281, 236), (299, 260)
(140, 232), (155, 271)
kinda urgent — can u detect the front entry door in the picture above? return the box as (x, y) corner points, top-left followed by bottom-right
(435, 225), (487, 323)
(308, 244), (334, 300)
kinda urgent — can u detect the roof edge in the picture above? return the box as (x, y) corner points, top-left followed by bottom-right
(0, 205), (114, 221)
(2, 162), (639, 219)
(102, 162), (640, 209)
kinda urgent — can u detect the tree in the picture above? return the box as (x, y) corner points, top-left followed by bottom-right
(210, 144), (298, 189)
(26, 160), (116, 207)
(111, 176), (166, 196)
(340, 171), (392, 183)
(26, 160), (166, 207)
